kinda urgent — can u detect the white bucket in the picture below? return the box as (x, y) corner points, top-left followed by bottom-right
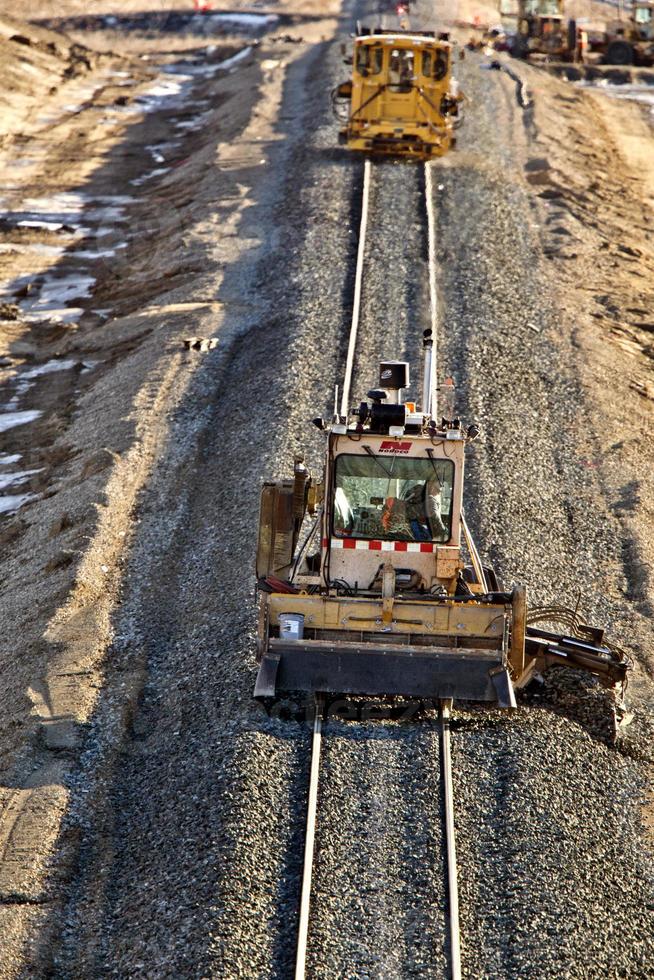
(279, 613), (305, 641)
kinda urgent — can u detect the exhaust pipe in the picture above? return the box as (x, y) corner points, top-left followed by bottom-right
(422, 329), (435, 417)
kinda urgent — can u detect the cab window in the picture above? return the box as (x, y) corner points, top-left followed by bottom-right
(356, 45), (383, 76)
(389, 49), (415, 90)
(333, 454), (454, 543)
(422, 48), (449, 81)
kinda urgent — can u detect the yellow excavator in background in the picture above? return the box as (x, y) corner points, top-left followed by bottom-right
(578, 1), (654, 65)
(499, 0), (577, 59)
(499, 0), (654, 64)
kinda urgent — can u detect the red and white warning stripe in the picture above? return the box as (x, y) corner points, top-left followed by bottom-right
(327, 537), (436, 553)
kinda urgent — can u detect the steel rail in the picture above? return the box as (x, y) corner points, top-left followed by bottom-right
(294, 700), (464, 978)
(340, 158), (372, 419)
(440, 700), (462, 980)
(424, 161), (439, 419)
(294, 697), (324, 980)
(340, 160), (439, 420)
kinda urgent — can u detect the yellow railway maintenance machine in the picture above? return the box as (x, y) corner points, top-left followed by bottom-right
(334, 28), (463, 158)
(254, 340), (629, 706)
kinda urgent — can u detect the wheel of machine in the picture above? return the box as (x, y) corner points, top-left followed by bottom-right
(566, 18), (577, 57)
(605, 40), (634, 65)
(511, 33), (529, 59)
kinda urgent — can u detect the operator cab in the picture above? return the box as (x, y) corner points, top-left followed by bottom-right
(332, 453), (453, 544)
(634, 3), (653, 39)
(322, 357), (470, 597)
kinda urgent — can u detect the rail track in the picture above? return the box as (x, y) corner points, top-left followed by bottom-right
(294, 698), (462, 979)
(340, 158), (440, 418)
(294, 159), (462, 979)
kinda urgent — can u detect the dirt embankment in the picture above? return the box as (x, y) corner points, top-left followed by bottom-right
(520, 62), (654, 674)
(0, 3), (338, 971)
(0, 14), (102, 130)
(469, 52), (654, 820)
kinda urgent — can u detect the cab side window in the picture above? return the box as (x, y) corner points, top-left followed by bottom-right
(422, 48), (449, 81)
(433, 50), (449, 81)
(356, 45), (383, 76)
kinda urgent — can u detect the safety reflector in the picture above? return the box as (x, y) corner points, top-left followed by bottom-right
(329, 538), (436, 553)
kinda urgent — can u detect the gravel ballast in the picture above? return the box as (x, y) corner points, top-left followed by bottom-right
(434, 50), (654, 976)
(25, 2), (654, 977)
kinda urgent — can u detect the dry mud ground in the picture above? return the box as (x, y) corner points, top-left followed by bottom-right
(0, 0), (652, 976)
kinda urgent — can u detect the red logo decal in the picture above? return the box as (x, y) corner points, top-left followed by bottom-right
(379, 440), (412, 454)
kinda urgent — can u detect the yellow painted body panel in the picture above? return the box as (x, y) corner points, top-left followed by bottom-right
(266, 592), (506, 644)
(340, 34), (461, 159)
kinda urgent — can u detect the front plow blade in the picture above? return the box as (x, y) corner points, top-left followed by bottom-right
(255, 638), (512, 704)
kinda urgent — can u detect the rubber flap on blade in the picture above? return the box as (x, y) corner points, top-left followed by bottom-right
(254, 653), (281, 699)
(490, 666), (517, 709)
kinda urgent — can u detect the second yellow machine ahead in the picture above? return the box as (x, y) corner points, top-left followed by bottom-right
(335, 27), (463, 159)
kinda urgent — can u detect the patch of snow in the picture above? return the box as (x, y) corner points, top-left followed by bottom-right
(28, 275), (95, 308)
(130, 167), (171, 187)
(579, 80), (654, 113)
(72, 249), (120, 260)
(136, 76), (193, 114)
(23, 308), (85, 324)
(85, 207), (128, 222)
(207, 13), (277, 27)
(22, 193), (88, 214)
(147, 147), (166, 164)
(0, 410), (42, 433)
(19, 360), (77, 379)
(175, 110), (214, 131)
(17, 219), (65, 231)
(219, 46), (253, 71)
(0, 243), (66, 257)
(0, 469), (41, 491)
(0, 492), (36, 515)
(92, 195), (137, 205)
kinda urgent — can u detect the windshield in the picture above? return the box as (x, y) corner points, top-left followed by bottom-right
(389, 49), (415, 90)
(525, 0), (560, 12)
(333, 453), (454, 543)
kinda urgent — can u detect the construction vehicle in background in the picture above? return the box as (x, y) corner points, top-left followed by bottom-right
(578, 1), (654, 65)
(499, 0), (654, 64)
(254, 335), (630, 708)
(333, 28), (463, 158)
(499, 0), (577, 59)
